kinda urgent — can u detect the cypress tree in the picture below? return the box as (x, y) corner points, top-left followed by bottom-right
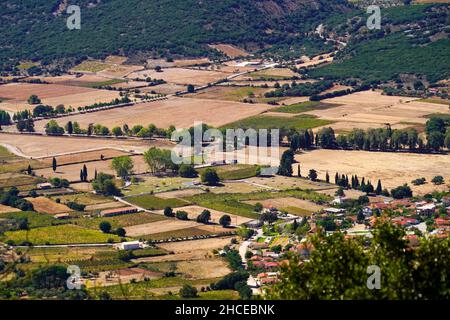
(52, 157), (57, 172)
(376, 179), (382, 195)
(82, 165), (88, 182)
(325, 171), (330, 183)
(335, 172), (339, 185)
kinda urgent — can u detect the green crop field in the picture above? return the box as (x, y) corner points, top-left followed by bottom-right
(3, 224), (123, 245)
(125, 195), (189, 210)
(221, 114), (332, 130)
(73, 212), (167, 230)
(272, 101), (337, 114)
(198, 164), (260, 181)
(0, 211), (64, 229)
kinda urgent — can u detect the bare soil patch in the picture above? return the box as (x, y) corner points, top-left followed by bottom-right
(125, 219), (202, 237)
(0, 204), (21, 213)
(26, 197), (72, 214)
(209, 44), (249, 58)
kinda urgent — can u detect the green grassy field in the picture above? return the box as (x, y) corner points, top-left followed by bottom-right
(221, 114), (332, 130)
(125, 195), (189, 210)
(3, 224), (123, 245)
(272, 101), (337, 114)
(186, 189), (330, 218)
(198, 164), (260, 181)
(0, 211), (64, 228)
(82, 79), (126, 88)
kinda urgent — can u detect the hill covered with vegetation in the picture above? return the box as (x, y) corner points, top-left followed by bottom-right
(309, 4), (450, 83)
(0, 0), (353, 72)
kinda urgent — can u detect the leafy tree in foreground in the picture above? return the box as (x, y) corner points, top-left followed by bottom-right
(268, 222), (450, 299)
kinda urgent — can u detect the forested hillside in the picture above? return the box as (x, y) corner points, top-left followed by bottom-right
(0, 0), (352, 71)
(310, 4), (450, 83)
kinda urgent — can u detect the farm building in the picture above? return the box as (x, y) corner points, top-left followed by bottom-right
(115, 241), (143, 251)
(100, 206), (138, 217)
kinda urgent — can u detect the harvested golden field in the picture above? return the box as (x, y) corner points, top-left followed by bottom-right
(0, 204), (21, 213)
(208, 44), (249, 58)
(0, 83), (120, 112)
(33, 97), (273, 130)
(295, 52), (335, 68)
(127, 68), (225, 86)
(124, 219), (202, 237)
(306, 90), (449, 132)
(234, 68), (299, 81)
(41, 149), (130, 166)
(176, 259), (231, 280)
(0, 134), (172, 158)
(34, 156), (148, 182)
(246, 175), (335, 191)
(294, 149), (450, 195)
(140, 83), (186, 95)
(26, 197), (72, 214)
(159, 237), (233, 254)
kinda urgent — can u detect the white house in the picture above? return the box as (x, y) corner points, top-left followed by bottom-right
(115, 241), (142, 251)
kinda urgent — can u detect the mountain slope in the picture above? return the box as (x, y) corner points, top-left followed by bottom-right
(0, 0), (353, 71)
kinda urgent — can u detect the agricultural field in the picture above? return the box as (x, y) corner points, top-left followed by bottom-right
(125, 194), (189, 210)
(294, 149), (450, 195)
(303, 90), (450, 133)
(0, 83), (121, 112)
(245, 197), (324, 216)
(2, 224), (123, 245)
(188, 86), (272, 103)
(209, 44), (249, 58)
(0, 204), (20, 213)
(197, 164), (260, 181)
(25, 197), (72, 215)
(271, 101), (339, 114)
(221, 114), (332, 130)
(124, 219), (203, 237)
(123, 176), (199, 196)
(0, 211), (59, 229)
(74, 212), (167, 230)
(34, 155), (147, 182)
(235, 68), (299, 81)
(126, 68), (225, 86)
(0, 134), (169, 158)
(40, 149), (130, 166)
(33, 97), (273, 130)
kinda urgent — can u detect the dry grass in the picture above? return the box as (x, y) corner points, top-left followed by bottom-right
(0, 83), (120, 112)
(125, 219), (202, 237)
(0, 204), (21, 213)
(26, 197), (72, 214)
(294, 149), (450, 195)
(34, 156), (148, 182)
(307, 90), (449, 132)
(127, 68), (225, 86)
(33, 97), (273, 130)
(208, 44), (249, 58)
(0, 134), (172, 158)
